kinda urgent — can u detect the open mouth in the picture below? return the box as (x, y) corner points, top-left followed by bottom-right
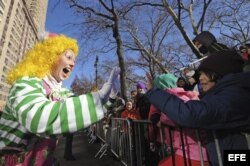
(63, 67), (71, 74)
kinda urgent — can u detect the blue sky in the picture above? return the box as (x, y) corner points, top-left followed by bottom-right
(44, 1), (208, 89)
(45, 1), (95, 89)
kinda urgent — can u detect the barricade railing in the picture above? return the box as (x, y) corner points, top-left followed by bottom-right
(132, 119), (158, 166)
(95, 119), (106, 143)
(94, 119), (108, 158)
(109, 118), (134, 166)
(109, 118), (159, 166)
(90, 117), (250, 166)
(157, 124), (250, 166)
(156, 123), (207, 166)
(87, 124), (97, 144)
(110, 118), (208, 166)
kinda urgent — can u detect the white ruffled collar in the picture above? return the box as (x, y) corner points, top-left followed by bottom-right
(43, 75), (62, 91)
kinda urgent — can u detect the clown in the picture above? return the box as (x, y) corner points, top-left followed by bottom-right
(0, 33), (120, 165)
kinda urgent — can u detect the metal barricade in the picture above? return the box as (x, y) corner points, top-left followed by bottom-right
(95, 119), (106, 143)
(109, 118), (159, 166)
(93, 117), (250, 166)
(156, 123), (207, 166)
(132, 119), (158, 166)
(110, 118), (134, 166)
(95, 119), (109, 159)
(88, 124), (97, 144)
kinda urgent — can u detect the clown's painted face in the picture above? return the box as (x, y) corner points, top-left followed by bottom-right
(52, 49), (76, 82)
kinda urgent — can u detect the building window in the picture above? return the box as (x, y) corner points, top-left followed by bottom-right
(3, 66), (8, 74)
(1, 75), (6, 82)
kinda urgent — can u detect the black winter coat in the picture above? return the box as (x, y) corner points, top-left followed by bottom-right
(146, 72), (250, 165)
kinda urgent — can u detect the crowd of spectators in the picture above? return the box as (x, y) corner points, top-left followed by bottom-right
(100, 31), (250, 166)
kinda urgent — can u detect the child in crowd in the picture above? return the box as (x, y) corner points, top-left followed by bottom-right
(148, 73), (209, 166)
(121, 100), (140, 120)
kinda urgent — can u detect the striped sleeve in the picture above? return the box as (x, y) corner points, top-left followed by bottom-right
(9, 77), (105, 135)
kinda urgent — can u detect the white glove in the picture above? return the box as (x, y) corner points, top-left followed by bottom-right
(98, 67), (120, 103)
(107, 67), (120, 84)
(109, 76), (120, 99)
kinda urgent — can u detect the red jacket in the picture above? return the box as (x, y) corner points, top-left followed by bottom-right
(121, 108), (141, 120)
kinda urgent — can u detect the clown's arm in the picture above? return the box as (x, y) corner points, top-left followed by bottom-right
(3, 77), (101, 135)
(4, 68), (120, 135)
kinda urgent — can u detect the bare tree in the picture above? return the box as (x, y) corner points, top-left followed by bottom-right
(121, 3), (196, 79)
(70, 76), (93, 95)
(71, 74), (104, 95)
(161, 0), (250, 53)
(160, 0), (213, 58)
(124, 7), (173, 76)
(65, 0), (132, 99)
(207, 0), (250, 47)
(50, 0), (250, 96)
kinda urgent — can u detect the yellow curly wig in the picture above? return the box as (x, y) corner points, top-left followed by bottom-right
(7, 35), (79, 85)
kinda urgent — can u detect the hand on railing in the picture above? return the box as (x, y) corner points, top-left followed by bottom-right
(150, 142), (156, 152)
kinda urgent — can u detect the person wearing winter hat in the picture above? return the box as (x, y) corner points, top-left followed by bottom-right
(0, 32), (120, 165)
(198, 50), (243, 93)
(135, 81), (150, 120)
(176, 76), (186, 87)
(149, 73), (177, 126)
(146, 50), (250, 165)
(136, 81), (147, 94)
(148, 73), (209, 166)
(193, 31), (229, 56)
(149, 73), (177, 125)
(177, 76), (194, 91)
(189, 31), (218, 83)
(153, 73), (177, 90)
(188, 31), (229, 92)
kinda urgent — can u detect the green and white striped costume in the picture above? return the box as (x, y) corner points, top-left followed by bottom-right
(0, 76), (105, 150)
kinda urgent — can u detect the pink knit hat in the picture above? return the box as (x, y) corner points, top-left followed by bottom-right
(38, 31), (58, 41)
(48, 32), (57, 38)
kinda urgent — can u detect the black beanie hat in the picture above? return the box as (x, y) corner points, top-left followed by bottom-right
(198, 50), (243, 76)
(177, 77), (186, 82)
(193, 31), (217, 48)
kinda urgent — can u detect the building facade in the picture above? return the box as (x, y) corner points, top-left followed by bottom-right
(25, 0), (48, 30)
(0, 0), (7, 25)
(0, 0), (48, 110)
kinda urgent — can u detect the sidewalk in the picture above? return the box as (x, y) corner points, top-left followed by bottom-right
(54, 132), (123, 166)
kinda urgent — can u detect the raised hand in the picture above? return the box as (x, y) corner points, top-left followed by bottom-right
(110, 75), (120, 99)
(98, 67), (120, 103)
(107, 67), (120, 84)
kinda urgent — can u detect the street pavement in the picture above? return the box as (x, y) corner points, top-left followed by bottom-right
(54, 132), (123, 166)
